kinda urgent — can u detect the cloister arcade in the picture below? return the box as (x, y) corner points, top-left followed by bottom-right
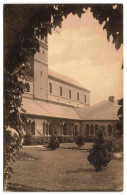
(27, 118), (119, 138)
(28, 119), (80, 137)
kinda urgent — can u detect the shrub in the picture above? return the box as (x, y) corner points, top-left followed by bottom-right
(75, 135), (85, 147)
(23, 132), (45, 145)
(48, 135), (60, 150)
(23, 132), (35, 145)
(87, 127), (112, 171)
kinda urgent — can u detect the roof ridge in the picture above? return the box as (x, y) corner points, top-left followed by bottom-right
(48, 68), (90, 91)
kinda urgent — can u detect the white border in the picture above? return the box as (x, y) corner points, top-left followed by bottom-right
(0, 1), (126, 195)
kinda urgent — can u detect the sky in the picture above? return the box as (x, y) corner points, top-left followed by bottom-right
(48, 9), (123, 106)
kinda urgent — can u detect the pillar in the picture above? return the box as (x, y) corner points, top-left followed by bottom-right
(47, 123), (50, 136)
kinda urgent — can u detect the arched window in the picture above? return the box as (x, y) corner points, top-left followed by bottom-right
(69, 90), (71, 99)
(63, 123), (67, 135)
(31, 121), (35, 135)
(86, 124), (89, 135)
(74, 124), (78, 135)
(25, 82), (30, 92)
(60, 87), (62, 96)
(49, 83), (52, 94)
(84, 95), (86, 103)
(90, 124), (94, 136)
(77, 92), (79, 101)
(28, 120), (31, 132)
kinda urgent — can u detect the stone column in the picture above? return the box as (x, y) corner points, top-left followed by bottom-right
(43, 122), (46, 136)
(47, 123), (50, 136)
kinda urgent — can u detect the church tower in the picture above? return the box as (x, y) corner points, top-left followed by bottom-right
(33, 36), (48, 100)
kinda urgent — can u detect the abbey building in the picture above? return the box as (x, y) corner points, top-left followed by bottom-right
(22, 37), (120, 138)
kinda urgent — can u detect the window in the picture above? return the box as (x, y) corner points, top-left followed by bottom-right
(49, 83), (52, 94)
(69, 90), (71, 99)
(31, 121), (35, 135)
(84, 95), (86, 103)
(90, 124), (94, 136)
(86, 124), (89, 135)
(60, 87), (62, 96)
(43, 50), (45, 54)
(40, 70), (42, 76)
(77, 92), (79, 101)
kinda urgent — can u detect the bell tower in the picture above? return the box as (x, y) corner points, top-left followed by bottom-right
(33, 36), (48, 100)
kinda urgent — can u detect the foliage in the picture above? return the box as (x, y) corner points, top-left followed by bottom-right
(75, 135), (85, 147)
(4, 128), (22, 190)
(112, 133), (123, 153)
(87, 127), (112, 171)
(4, 4), (123, 190)
(117, 98), (123, 136)
(23, 132), (45, 145)
(48, 135), (60, 150)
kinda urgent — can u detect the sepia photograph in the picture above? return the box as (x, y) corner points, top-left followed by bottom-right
(4, 3), (123, 192)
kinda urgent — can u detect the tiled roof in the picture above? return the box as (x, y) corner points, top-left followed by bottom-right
(22, 98), (80, 120)
(22, 98), (120, 121)
(75, 100), (120, 120)
(48, 69), (90, 92)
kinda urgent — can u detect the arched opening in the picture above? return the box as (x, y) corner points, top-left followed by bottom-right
(60, 87), (62, 96)
(108, 125), (112, 136)
(84, 95), (86, 103)
(25, 82), (30, 92)
(74, 124), (78, 135)
(86, 124), (89, 136)
(116, 123), (120, 130)
(69, 89), (71, 99)
(90, 124), (94, 136)
(31, 121), (35, 135)
(28, 120), (31, 132)
(77, 92), (79, 101)
(49, 83), (52, 94)
(46, 123), (49, 135)
(63, 123), (67, 135)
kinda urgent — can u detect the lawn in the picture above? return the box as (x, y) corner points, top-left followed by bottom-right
(8, 143), (123, 191)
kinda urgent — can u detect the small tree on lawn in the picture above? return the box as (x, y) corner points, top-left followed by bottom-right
(75, 135), (85, 148)
(87, 127), (112, 171)
(48, 135), (60, 150)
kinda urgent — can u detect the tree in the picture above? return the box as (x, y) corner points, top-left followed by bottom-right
(87, 127), (112, 171)
(75, 135), (85, 148)
(48, 135), (60, 150)
(4, 4), (123, 190)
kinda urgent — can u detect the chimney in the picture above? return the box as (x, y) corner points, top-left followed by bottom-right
(109, 96), (115, 103)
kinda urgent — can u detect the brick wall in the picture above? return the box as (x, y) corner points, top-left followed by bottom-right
(48, 78), (90, 107)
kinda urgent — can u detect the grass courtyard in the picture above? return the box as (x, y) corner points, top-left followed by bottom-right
(8, 143), (123, 191)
